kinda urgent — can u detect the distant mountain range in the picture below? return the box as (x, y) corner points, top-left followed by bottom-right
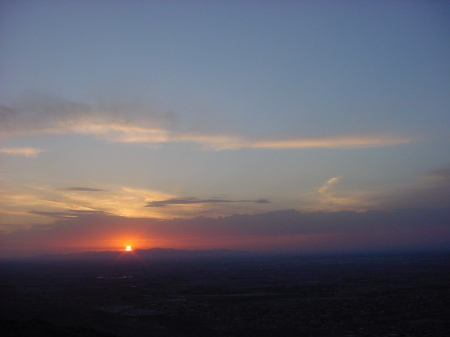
(28, 248), (252, 261)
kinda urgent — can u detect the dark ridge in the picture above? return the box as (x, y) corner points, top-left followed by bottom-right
(17, 248), (252, 262)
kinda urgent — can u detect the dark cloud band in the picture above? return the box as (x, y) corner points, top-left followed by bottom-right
(60, 187), (105, 192)
(146, 197), (270, 207)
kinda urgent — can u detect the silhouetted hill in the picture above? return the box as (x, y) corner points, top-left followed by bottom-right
(26, 248), (251, 262)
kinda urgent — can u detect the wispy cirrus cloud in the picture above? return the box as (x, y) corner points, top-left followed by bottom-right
(221, 134), (414, 150)
(158, 131), (414, 150)
(0, 147), (45, 157)
(146, 197), (270, 207)
(305, 176), (376, 211)
(0, 95), (416, 150)
(303, 167), (450, 212)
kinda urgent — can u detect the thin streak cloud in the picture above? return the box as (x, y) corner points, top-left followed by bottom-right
(146, 197), (270, 207)
(0, 97), (416, 150)
(244, 135), (415, 150)
(59, 187), (106, 192)
(0, 147), (45, 157)
(2, 119), (415, 150)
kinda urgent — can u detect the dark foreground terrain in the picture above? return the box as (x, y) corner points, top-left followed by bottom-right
(1, 251), (449, 336)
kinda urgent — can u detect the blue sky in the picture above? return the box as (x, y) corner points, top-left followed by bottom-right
(1, 1), (449, 256)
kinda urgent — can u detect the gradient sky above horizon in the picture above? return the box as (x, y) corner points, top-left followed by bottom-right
(1, 1), (450, 256)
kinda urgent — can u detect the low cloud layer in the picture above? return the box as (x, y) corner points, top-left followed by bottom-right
(1, 208), (449, 257)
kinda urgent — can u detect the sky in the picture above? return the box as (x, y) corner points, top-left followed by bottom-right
(1, 0), (450, 257)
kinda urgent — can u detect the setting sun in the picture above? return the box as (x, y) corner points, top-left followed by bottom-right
(125, 246), (132, 251)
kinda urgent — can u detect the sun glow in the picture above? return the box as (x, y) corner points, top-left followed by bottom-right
(125, 246), (132, 251)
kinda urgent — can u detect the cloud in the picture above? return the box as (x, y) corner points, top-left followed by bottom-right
(253, 199), (270, 204)
(304, 168), (450, 212)
(29, 210), (106, 219)
(0, 95), (416, 150)
(0, 147), (45, 157)
(318, 176), (341, 195)
(426, 168), (450, 180)
(308, 176), (374, 211)
(1, 208), (449, 257)
(59, 187), (106, 192)
(0, 184), (176, 222)
(0, 94), (174, 138)
(228, 134), (414, 150)
(0, 184), (272, 225)
(373, 167), (450, 209)
(146, 197), (270, 207)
